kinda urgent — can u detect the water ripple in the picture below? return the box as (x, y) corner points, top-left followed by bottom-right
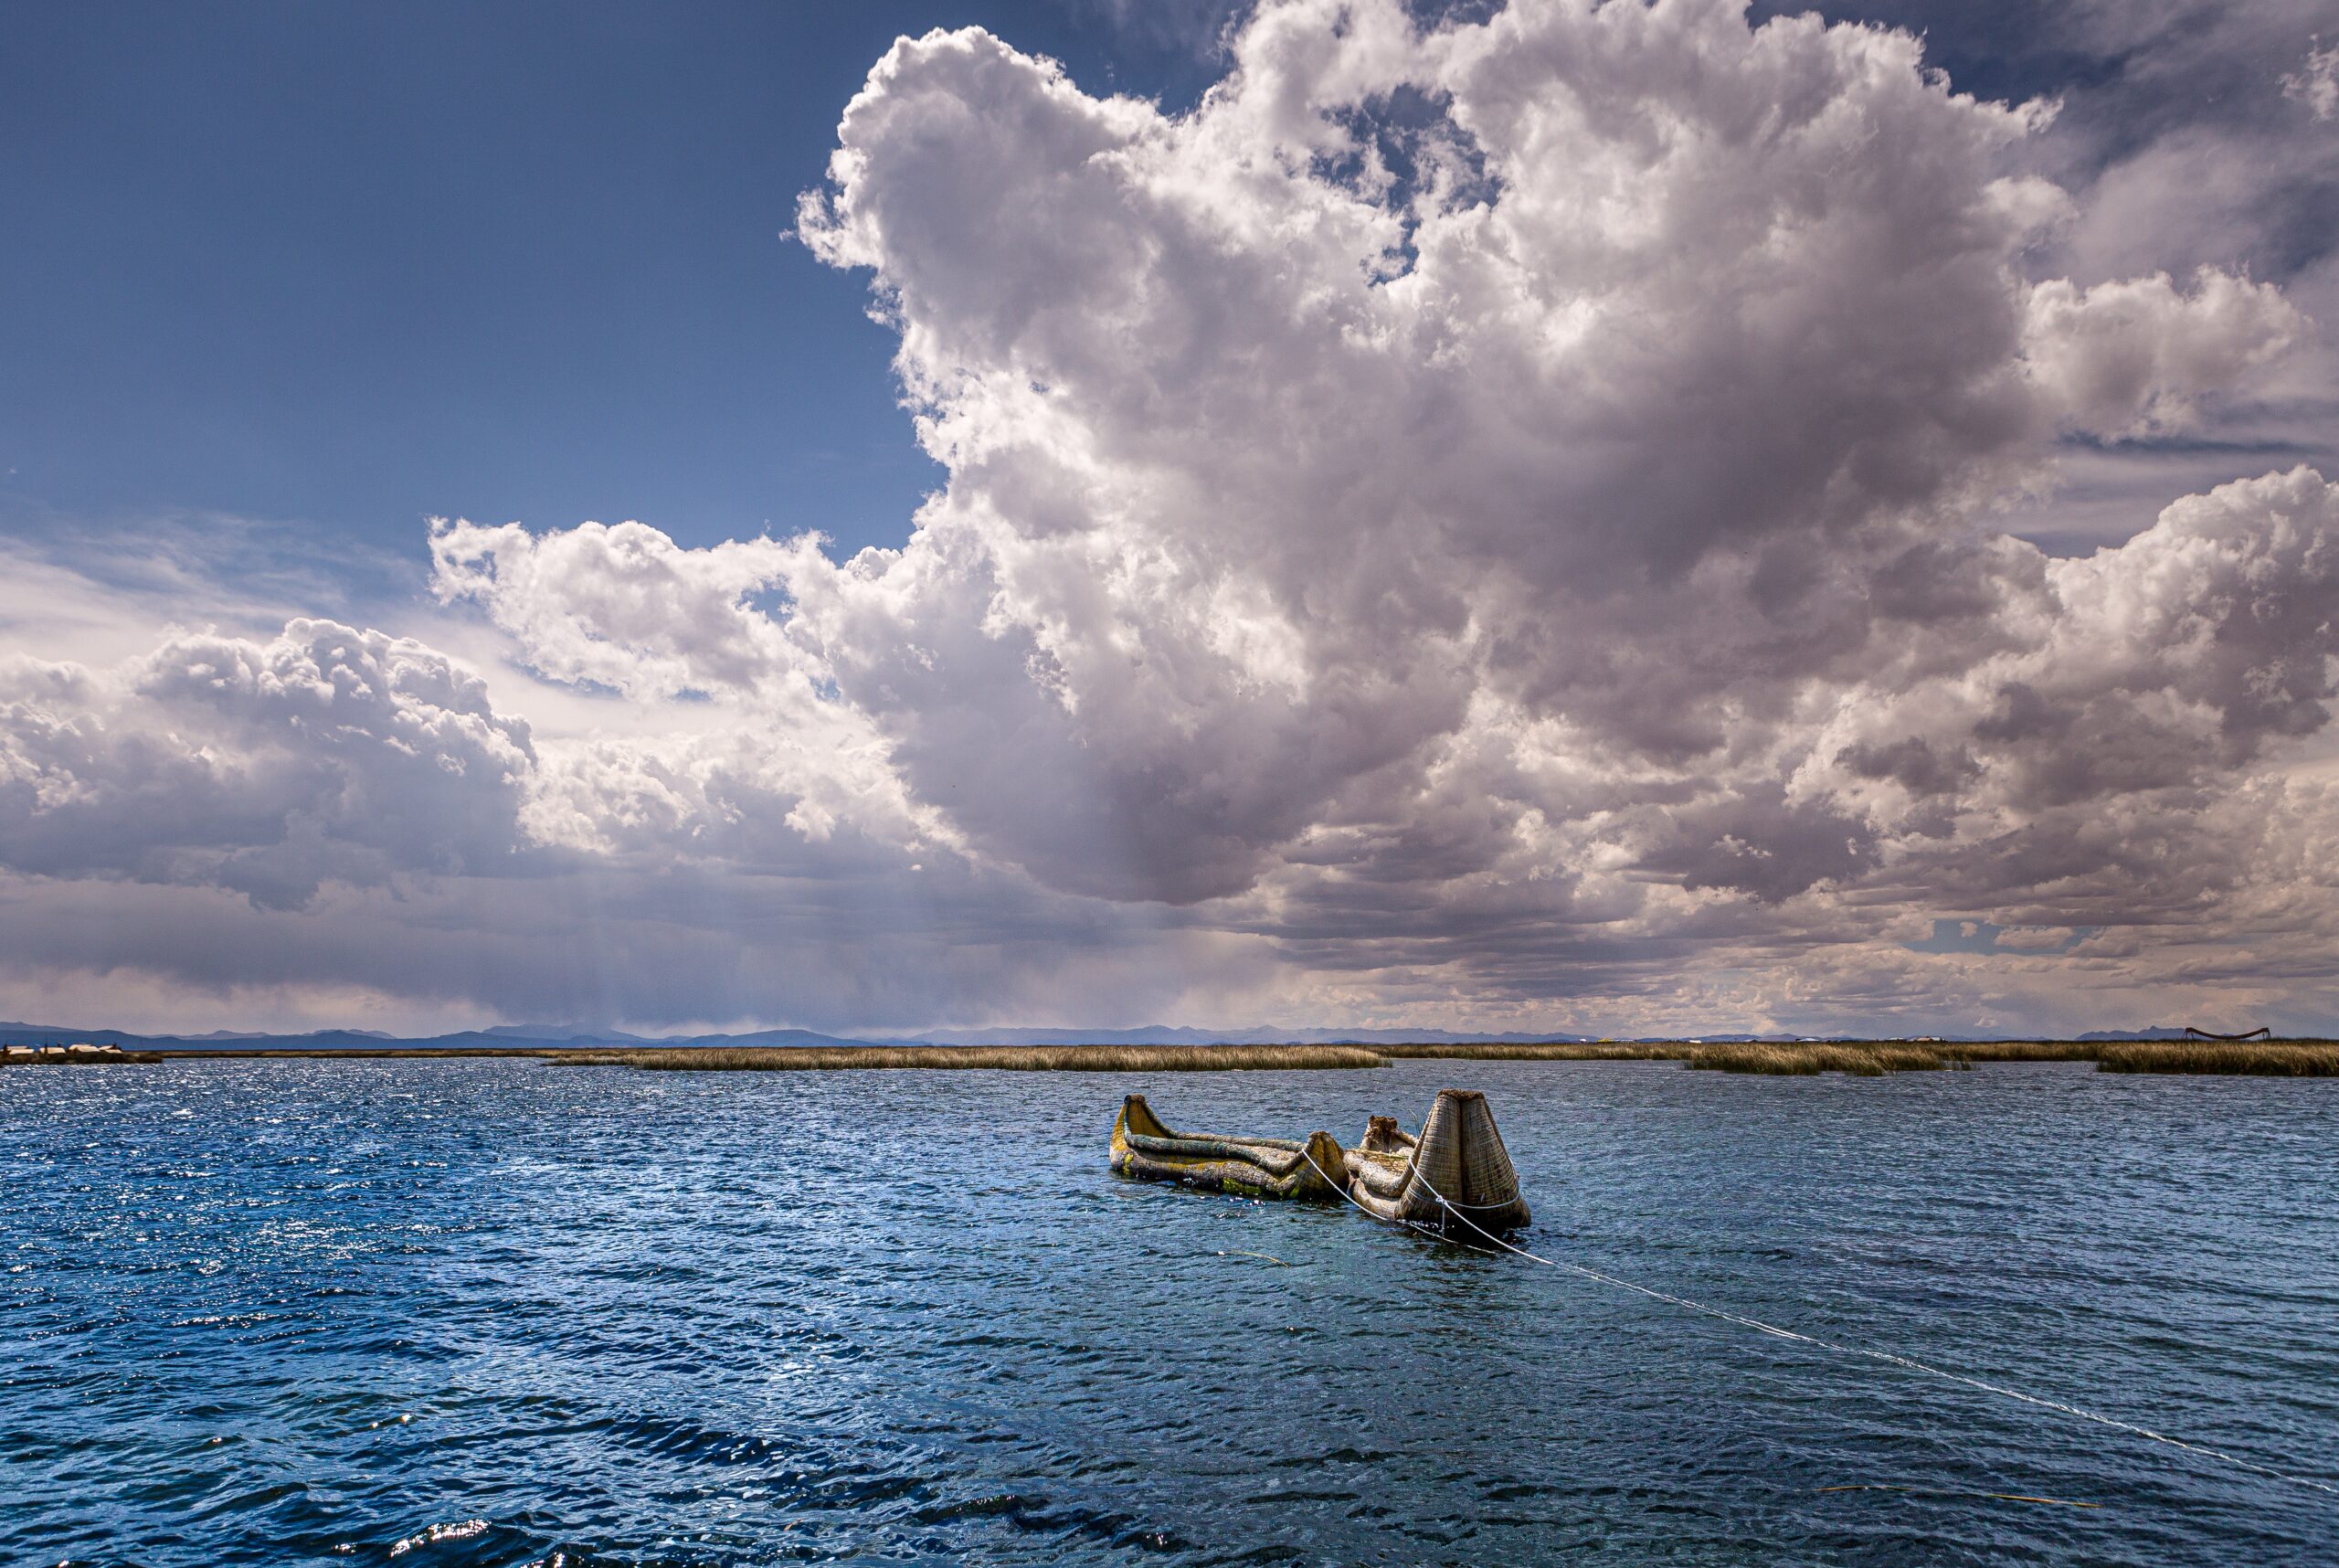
(3, 1058), (2334, 1564)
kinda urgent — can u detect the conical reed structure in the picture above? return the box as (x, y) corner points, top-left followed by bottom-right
(1342, 1088), (1530, 1234)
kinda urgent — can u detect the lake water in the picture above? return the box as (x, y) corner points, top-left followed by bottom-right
(4, 1057), (2334, 1565)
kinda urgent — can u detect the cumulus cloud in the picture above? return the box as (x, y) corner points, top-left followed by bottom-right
(0, 620), (537, 907)
(1802, 468), (2339, 916)
(427, 516), (937, 856)
(2021, 270), (2304, 435)
(8, 0), (2339, 1034)
(775, 4), (2321, 910)
(1825, 0), (2339, 558)
(429, 519), (810, 701)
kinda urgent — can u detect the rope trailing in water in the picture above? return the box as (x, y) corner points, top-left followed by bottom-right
(1293, 1150), (2335, 1502)
(1817, 1484), (2101, 1509)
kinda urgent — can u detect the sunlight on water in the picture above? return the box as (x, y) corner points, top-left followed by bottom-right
(4, 1059), (2334, 1565)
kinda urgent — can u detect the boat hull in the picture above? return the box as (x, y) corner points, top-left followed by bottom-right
(1110, 1095), (1349, 1201)
(1110, 1088), (1530, 1232)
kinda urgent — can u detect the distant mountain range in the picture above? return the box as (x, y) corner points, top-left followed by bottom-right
(0, 1022), (874, 1051)
(0, 1019), (2217, 1051)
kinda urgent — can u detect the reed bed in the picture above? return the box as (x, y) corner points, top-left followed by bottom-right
(1686, 1038), (2339, 1076)
(545, 1044), (1389, 1073)
(1688, 1043), (1963, 1075)
(553, 1038), (2339, 1076)
(2096, 1040), (2339, 1075)
(1938, 1040), (2101, 1064)
(93, 1037), (2336, 1077)
(1372, 1043), (1688, 1062)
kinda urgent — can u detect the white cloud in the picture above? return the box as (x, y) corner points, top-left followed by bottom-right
(0, 619), (537, 907)
(429, 518), (810, 701)
(7, 0), (2339, 1035)
(2287, 41), (2339, 122)
(2021, 270), (2304, 435)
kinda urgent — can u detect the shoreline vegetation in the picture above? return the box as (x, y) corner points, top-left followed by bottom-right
(531, 1037), (2339, 1076)
(5, 1040), (2334, 1076)
(1686, 1039), (2339, 1076)
(546, 1044), (1392, 1073)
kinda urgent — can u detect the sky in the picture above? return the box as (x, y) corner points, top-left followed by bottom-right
(3, 0), (2337, 1038)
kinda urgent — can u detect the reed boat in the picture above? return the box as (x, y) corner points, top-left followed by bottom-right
(1110, 1088), (1530, 1233)
(1340, 1089), (1530, 1234)
(1110, 1095), (1349, 1200)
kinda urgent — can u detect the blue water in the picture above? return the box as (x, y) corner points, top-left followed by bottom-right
(4, 1058), (2334, 1566)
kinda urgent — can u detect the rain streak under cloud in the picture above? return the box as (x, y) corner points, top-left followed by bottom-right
(5, 0), (2339, 1039)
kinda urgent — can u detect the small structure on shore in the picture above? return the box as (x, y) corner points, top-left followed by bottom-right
(1110, 1088), (1530, 1234)
(2, 1042), (155, 1065)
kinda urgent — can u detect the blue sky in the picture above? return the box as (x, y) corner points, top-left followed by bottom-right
(0, 1), (1233, 563)
(2, 0), (2337, 1037)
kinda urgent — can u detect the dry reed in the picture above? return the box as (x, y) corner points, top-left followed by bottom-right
(1687, 1038), (2339, 1076)
(546, 1044), (1389, 1072)
(90, 1036), (2339, 1078)
(1371, 1043), (1688, 1062)
(2095, 1040), (2339, 1075)
(1937, 1040), (2100, 1064)
(1688, 1043), (1963, 1075)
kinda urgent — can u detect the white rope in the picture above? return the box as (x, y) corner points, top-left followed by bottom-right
(1295, 1150), (2335, 1501)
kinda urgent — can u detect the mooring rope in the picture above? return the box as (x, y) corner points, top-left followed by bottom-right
(1817, 1484), (2101, 1509)
(1293, 1150), (2335, 1501)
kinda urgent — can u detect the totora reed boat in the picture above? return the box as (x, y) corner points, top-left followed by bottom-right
(1110, 1088), (1531, 1234)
